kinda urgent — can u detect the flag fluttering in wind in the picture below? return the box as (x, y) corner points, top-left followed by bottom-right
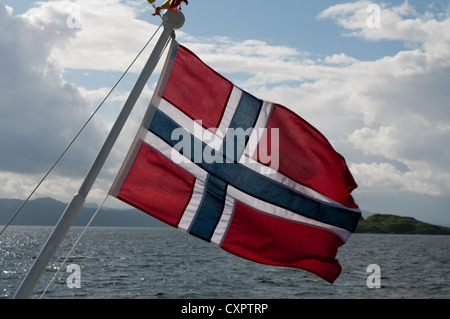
(110, 40), (361, 284)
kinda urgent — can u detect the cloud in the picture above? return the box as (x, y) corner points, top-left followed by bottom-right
(318, 0), (421, 40)
(349, 162), (441, 195)
(323, 53), (359, 65)
(318, 0), (450, 59)
(0, 1), (162, 202)
(33, 0), (161, 72)
(314, 1), (450, 197)
(178, 36), (314, 87)
(0, 3), (111, 200)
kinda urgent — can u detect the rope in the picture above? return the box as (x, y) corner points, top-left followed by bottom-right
(39, 194), (109, 299)
(0, 23), (163, 237)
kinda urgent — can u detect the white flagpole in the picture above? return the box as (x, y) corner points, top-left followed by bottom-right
(14, 11), (185, 299)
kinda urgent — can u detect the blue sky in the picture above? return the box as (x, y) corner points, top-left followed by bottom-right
(1, 0), (450, 226)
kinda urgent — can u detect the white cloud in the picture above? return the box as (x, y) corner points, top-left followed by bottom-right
(323, 53), (359, 65)
(0, 3), (111, 201)
(318, 0), (450, 61)
(178, 36), (315, 87)
(5, 4), (13, 15)
(26, 0), (161, 72)
(0, 1), (163, 203)
(349, 162), (442, 195)
(315, 1), (450, 196)
(318, 0), (421, 40)
(0, 170), (83, 200)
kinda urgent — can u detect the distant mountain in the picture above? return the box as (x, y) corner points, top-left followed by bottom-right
(0, 197), (166, 227)
(355, 214), (450, 235)
(2, 197), (450, 235)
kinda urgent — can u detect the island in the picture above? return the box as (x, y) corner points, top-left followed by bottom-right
(356, 214), (450, 235)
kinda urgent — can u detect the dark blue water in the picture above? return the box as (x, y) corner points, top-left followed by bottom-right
(1, 226), (449, 299)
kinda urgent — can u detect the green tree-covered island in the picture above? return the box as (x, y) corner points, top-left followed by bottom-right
(356, 214), (450, 235)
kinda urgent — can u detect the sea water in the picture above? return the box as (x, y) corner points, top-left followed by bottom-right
(1, 226), (449, 299)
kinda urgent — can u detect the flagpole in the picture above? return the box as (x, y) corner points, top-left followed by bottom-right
(13, 10), (185, 299)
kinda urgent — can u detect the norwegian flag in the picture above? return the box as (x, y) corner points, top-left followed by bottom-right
(110, 41), (361, 284)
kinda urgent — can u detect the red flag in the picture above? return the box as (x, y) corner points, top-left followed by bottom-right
(110, 41), (360, 284)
